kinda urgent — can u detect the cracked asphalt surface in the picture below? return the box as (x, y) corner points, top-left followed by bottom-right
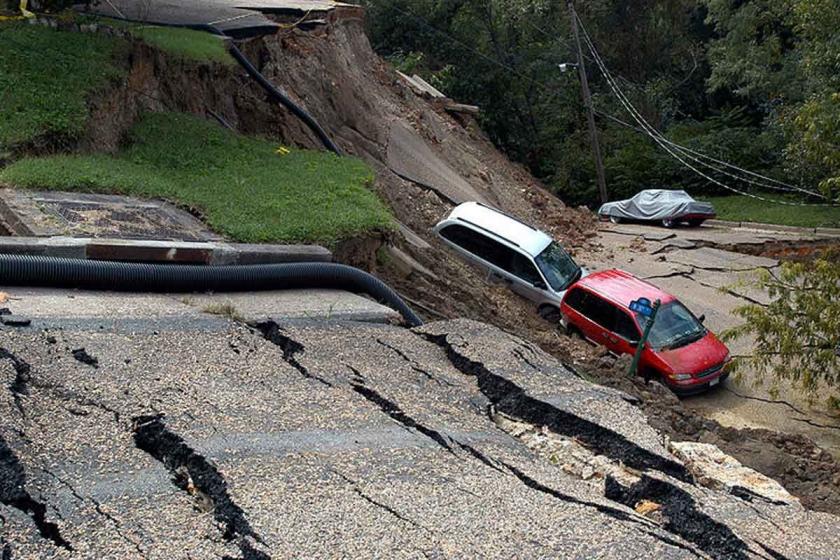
(1, 290), (839, 558)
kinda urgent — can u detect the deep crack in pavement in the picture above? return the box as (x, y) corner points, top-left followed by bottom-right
(0, 434), (72, 551)
(605, 474), (752, 560)
(132, 414), (270, 559)
(423, 332), (691, 481)
(255, 321), (334, 387)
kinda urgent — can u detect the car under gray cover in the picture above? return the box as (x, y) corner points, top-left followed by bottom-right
(598, 190), (715, 226)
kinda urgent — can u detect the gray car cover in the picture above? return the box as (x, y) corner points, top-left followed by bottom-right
(598, 190), (715, 222)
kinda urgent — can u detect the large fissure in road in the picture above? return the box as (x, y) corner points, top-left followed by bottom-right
(422, 333), (690, 481)
(605, 474), (759, 560)
(131, 414), (271, 559)
(0, 434), (72, 551)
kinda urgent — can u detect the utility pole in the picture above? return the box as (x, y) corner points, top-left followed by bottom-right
(567, 0), (608, 205)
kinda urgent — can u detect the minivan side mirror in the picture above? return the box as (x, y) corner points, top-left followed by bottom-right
(698, 314), (706, 324)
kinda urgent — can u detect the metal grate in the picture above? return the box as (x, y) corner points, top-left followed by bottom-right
(43, 202), (210, 242)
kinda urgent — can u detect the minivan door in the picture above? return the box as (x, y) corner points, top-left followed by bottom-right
(507, 252), (551, 302)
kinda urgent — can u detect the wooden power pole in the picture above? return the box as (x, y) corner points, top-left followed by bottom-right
(568, 0), (608, 205)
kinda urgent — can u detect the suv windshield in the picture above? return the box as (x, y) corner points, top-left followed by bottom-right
(534, 242), (581, 292)
(635, 301), (705, 350)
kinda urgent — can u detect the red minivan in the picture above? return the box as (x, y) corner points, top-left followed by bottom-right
(559, 269), (730, 394)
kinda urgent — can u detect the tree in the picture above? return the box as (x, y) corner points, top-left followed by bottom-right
(703, 0), (840, 201)
(722, 255), (840, 404)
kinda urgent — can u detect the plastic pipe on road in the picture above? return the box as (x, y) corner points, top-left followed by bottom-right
(0, 255), (421, 327)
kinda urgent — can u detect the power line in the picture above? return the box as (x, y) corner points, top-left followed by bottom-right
(575, 11), (827, 201)
(575, 12), (836, 207)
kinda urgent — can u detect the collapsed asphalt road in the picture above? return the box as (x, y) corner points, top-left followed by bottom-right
(1, 294), (839, 558)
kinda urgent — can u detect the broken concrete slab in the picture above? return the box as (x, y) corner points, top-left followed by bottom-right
(0, 286), (400, 327)
(182, 289), (401, 323)
(652, 237), (697, 253)
(87, 0), (359, 37)
(384, 245), (438, 281)
(0, 236), (331, 265)
(643, 231), (677, 242)
(666, 246), (778, 272)
(396, 221), (432, 251)
(0, 189), (221, 241)
(669, 441), (800, 506)
(690, 268), (775, 307)
(386, 122), (487, 205)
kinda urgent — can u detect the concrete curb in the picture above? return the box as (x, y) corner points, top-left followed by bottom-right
(0, 237), (332, 265)
(705, 219), (840, 236)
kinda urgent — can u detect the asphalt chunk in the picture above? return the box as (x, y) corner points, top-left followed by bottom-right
(131, 413), (270, 558)
(605, 474), (751, 560)
(1, 348), (31, 415)
(0, 434), (72, 551)
(71, 348), (99, 368)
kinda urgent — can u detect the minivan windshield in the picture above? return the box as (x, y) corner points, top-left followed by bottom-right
(635, 301), (706, 350)
(534, 242), (581, 292)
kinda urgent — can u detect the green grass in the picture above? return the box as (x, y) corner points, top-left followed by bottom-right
(130, 26), (233, 65)
(0, 22), (125, 150)
(0, 112), (394, 244)
(707, 195), (840, 228)
(98, 19), (233, 65)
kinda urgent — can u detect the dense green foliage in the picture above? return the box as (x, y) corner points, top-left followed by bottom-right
(0, 21), (125, 150)
(0, 113), (394, 243)
(364, 0), (839, 208)
(723, 257), (839, 402)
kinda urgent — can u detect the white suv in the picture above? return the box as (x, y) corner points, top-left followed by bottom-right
(433, 202), (586, 321)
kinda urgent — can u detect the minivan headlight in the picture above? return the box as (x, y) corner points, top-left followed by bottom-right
(672, 373), (692, 381)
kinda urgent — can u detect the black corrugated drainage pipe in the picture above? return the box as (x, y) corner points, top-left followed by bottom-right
(196, 24), (343, 156)
(0, 255), (421, 327)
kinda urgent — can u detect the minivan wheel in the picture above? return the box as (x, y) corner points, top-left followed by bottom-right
(538, 305), (562, 324)
(609, 216), (622, 224)
(662, 218), (677, 228)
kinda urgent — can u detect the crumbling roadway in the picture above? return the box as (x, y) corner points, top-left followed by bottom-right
(1, 286), (839, 559)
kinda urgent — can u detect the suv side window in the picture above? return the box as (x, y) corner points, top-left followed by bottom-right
(440, 224), (533, 280)
(564, 288), (587, 312)
(510, 252), (542, 285)
(614, 310), (640, 341)
(587, 297), (615, 331)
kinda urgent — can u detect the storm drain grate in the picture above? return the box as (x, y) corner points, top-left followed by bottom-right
(41, 201), (214, 242)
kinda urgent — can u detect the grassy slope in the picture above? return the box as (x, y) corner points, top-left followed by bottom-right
(707, 196), (840, 228)
(0, 113), (393, 244)
(99, 19), (234, 65)
(0, 22), (125, 149)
